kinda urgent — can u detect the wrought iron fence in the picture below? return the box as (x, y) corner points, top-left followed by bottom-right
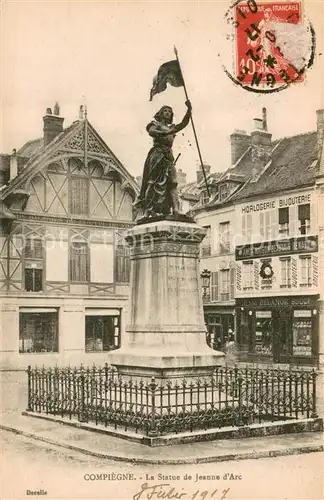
(26, 364), (318, 437)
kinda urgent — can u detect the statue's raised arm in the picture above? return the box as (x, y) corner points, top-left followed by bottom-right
(134, 102), (192, 221)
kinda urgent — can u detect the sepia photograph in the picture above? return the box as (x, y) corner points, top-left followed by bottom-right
(0, 0), (323, 499)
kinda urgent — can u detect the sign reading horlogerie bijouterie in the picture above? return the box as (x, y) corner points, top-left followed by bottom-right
(241, 193), (311, 213)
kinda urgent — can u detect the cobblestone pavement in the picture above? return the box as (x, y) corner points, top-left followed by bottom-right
(1, 430), (323, 500)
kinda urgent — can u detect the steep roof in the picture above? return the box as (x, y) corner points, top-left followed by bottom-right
(17, 137), (43, 158)
(231, 131), (318, 201)
(0, 119), (139, 199)
(179, 180), (199, 201)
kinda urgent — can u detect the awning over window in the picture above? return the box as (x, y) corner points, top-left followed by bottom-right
(19, 308), (57, 313)
(85, 308), (120, 316)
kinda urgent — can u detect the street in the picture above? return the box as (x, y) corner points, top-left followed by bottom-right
(1, 430), (323, 500)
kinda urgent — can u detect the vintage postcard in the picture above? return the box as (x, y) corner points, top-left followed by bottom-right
(1, 0), (323, 499)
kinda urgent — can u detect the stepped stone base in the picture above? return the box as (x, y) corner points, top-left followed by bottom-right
(109, 220), (225, 379)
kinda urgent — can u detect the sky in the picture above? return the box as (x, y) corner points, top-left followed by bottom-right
(1, 0), (324, 182)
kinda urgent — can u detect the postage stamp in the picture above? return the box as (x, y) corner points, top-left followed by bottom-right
(224, 0), (316, 93)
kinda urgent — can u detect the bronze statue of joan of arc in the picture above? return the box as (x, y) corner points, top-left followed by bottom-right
(134, 101), (192, 219)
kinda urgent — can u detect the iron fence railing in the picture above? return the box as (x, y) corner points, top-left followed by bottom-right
(26, 364), (318, 436)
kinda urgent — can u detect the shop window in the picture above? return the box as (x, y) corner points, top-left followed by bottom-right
(278, 207), (289, 237)
(220, 269), (230, 301)
(242, 261), (253, 290)
(115, 244), (130, 283)
(85, 315), (120, 352)
(254, 311), (272, 355)
(219, 221), (230, 253)
(70, 177), (89, 215)
(19, 310), (58, 353)
(298, 204), (310, 235)
(201, 225), (211, 256)
(280, 257), (291, 288)
(299, 255), (312, 287)
(292, 310), (312, 356)
(70, 240), (89, 282)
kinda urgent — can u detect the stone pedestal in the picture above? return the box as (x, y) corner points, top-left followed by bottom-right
(110, 220), (224, 379)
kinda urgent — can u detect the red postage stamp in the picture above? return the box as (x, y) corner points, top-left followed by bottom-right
(224, 0), (315, 92)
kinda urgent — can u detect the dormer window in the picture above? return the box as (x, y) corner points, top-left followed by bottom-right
(219, 184), (228, 201)
(201, 190), (210, 205)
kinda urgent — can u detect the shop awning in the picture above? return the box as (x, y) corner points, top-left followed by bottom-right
(19, 308), (57, 313)
(85, 308), (120, 316)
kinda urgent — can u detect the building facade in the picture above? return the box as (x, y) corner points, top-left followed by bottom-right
(194, 203), (236, 349)
(0, 104), (138, 369)
(234, 188), (319, 365)
(192, 108), (324, 365)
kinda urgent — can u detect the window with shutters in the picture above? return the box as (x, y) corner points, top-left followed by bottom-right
(19, 311), (58, 353)
(242, 213), (252, 243)
(116, 244), (130, 283)
(201, 225), (211, 256)
(298, 204), (310, 235)
(280, 257), (291, 288)
(242, 261), (253, 290)
(219, 221), (230, 253)
(299, 255), (312, 287)
(70, 240), (89, 282)
(210, 271), (219, 302)
(24, 238), (43, 292)
(220, 269), (230, 301)
(260, 210), (276, 241)
(70, 177), (89, 215)
(230, 267), (235, 299)
(278, 207), (289, 237)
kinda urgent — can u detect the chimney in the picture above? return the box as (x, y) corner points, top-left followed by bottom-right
(177, 168), (187, 187)
(196, 164), (211, 184)
(316, 109), (324, 175)
(230, 130), (251, 165)
(10, 149), (18, 180)
(53, 102), (60, 116)
(250, 108), (272, 179)
(43, 104), (64, 147)
(79, 105), (84, 120)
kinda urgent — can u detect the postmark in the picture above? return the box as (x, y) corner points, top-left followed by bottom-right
(223, 0), (316, 93)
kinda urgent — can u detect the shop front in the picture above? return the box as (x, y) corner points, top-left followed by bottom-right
(236, 295), (319, 365)
(204, 306), (235, 350)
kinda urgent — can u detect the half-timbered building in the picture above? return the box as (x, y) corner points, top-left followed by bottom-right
(0, 104), (138, 369)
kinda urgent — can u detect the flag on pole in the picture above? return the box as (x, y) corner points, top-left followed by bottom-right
(150, 60), (184, 101)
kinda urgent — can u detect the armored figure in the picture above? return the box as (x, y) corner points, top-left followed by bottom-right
(135, 101), (192, 219)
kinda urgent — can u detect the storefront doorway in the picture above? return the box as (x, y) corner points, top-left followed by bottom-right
(236, 296), (319, 365)
(205, 312), (235, 351)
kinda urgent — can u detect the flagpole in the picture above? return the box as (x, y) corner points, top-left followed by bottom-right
(174, 46), (210, 197)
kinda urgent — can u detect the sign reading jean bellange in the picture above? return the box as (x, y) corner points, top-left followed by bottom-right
(236, 235), (318, 260)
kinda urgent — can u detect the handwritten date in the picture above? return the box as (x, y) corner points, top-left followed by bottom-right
(133, 483), (231, 500)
